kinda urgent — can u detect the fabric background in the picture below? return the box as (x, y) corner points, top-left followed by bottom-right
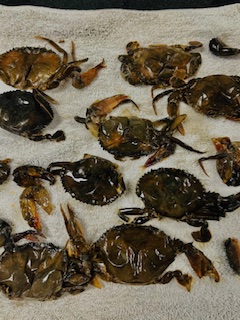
(0, 3), (240, 319)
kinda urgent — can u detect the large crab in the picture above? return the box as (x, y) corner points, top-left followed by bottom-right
(0, 206), (94, 300)
(199, 137), (240, 186)
(47, 154), (125, 206)
(119, 167), (240, 242)
(118, 41), (202, 90)
(13, 165), (56, 231)
(0, 90), (65, 141)
(152, 75), (240, 131)
(75, 95), (203, 167)
(0, 36), (105, 98)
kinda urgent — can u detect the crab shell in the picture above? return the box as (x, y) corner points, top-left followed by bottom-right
(137, 167), (205, 219)
(0, 90), (63, 141)
(93, 224), (178, 284)
(49, 155), (126, 206)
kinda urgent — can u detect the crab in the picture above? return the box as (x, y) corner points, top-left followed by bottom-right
(0, 158), (11, 185)
(0, 90), (65, 141)
(209, 38), (240, 56)
(0, 206), (94, 300)
(152, 75), (240, 132)
(0, 36), (105, 97)
(63, 206), (219, 292)
(118, 40), (202, 90)
(13, 165), (56, 231)
(198, 137), (240, 186)
(225, 237), (240, 274)
(118, 167), (240, 242)
(75, 95), (203, 168)
(47, 154), (125, 206)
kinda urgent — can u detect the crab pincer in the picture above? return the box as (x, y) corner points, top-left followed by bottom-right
(13, 165), (55, 231)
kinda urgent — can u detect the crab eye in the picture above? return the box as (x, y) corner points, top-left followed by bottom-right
(206, 109), (216, 117)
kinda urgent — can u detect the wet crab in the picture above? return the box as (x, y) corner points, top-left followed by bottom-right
(0, 90), (65, 141)
(62, 206), (219, 292)
(0, 207), (94, 300)
(47, 154), (125, 206)
(118, 40), (202, 90)
(153, 75), (240, 130)
(119, 167), (240, 242)
(209, 38), (240, 56)
(225, 237), (240, 274)
(199, 137), (240, 186)
(0, 36), (105, 95)
(75, 95), (203, 167)
(13, 165), (56, 231)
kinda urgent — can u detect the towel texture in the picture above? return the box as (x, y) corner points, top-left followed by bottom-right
(0, 3), (240, 319)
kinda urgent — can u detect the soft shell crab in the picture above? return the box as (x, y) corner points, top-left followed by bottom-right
(199, 137), (240, 186)
(152, 75), (240, 129)
(13, 165), (56, 231)
(118, 41), (202, 89)
(0, 90), (65, 141)
(0, 207), (94, 300)
(75, 95), (203, 167)
(0, 36), (105, 95)
(47, 154), (125, 206)
(119, 167), (240, 242)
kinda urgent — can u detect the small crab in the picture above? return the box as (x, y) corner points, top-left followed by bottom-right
(0, 36), (105, 95)
(0, 90), (65, 141)
(13, 165), (56, 231)
(75, 95), (203, 167)
(60, 207), (219, 291)
(199, 137), (240, 186)
(118, 41), (202, 90)
(225, 237), (240, 274)
(0, 158), (11, 184)
(153, 75), (240, 129)
(0, 206), (94, 300)
(119, 167), (240, 242)
(209, 38), (240, 56)
(47, 154), (125, 206)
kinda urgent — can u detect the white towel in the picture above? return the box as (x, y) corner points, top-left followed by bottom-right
(0, 3), (240, 319)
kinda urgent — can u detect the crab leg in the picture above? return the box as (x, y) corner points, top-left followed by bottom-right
(35, 36), (68, 64)
(71, 59), (106, 89)
(158, 270), (192, 292)
(20, 185), (53, 231)
(183, 243), (220, 282)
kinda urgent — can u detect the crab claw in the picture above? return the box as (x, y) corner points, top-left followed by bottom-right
(75, 94), (139, 137)
(20, 185), (53, 231)
(13, 165), (56, 187)
(72, 59), (106, 89)
(184, 243), (220, 282)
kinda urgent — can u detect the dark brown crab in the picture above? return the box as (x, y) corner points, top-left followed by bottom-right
(209, 38), (240, 56)
(0, 207), (94, 300)
(0, 36), (105, 96)
(119, 167), (240, 242)
(75, 95), (203, 167)
(199, 137), (240, 186)
(153, 75), (240, 131)
(13, 165), (56, 231)
(60, 207), (219, 292)
(118, 41), (202, 90)
(0, 90), (65, 141)
(47, 154), (125, 206)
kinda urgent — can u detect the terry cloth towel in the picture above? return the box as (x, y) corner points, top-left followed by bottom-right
(0, 3), (240, 320)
